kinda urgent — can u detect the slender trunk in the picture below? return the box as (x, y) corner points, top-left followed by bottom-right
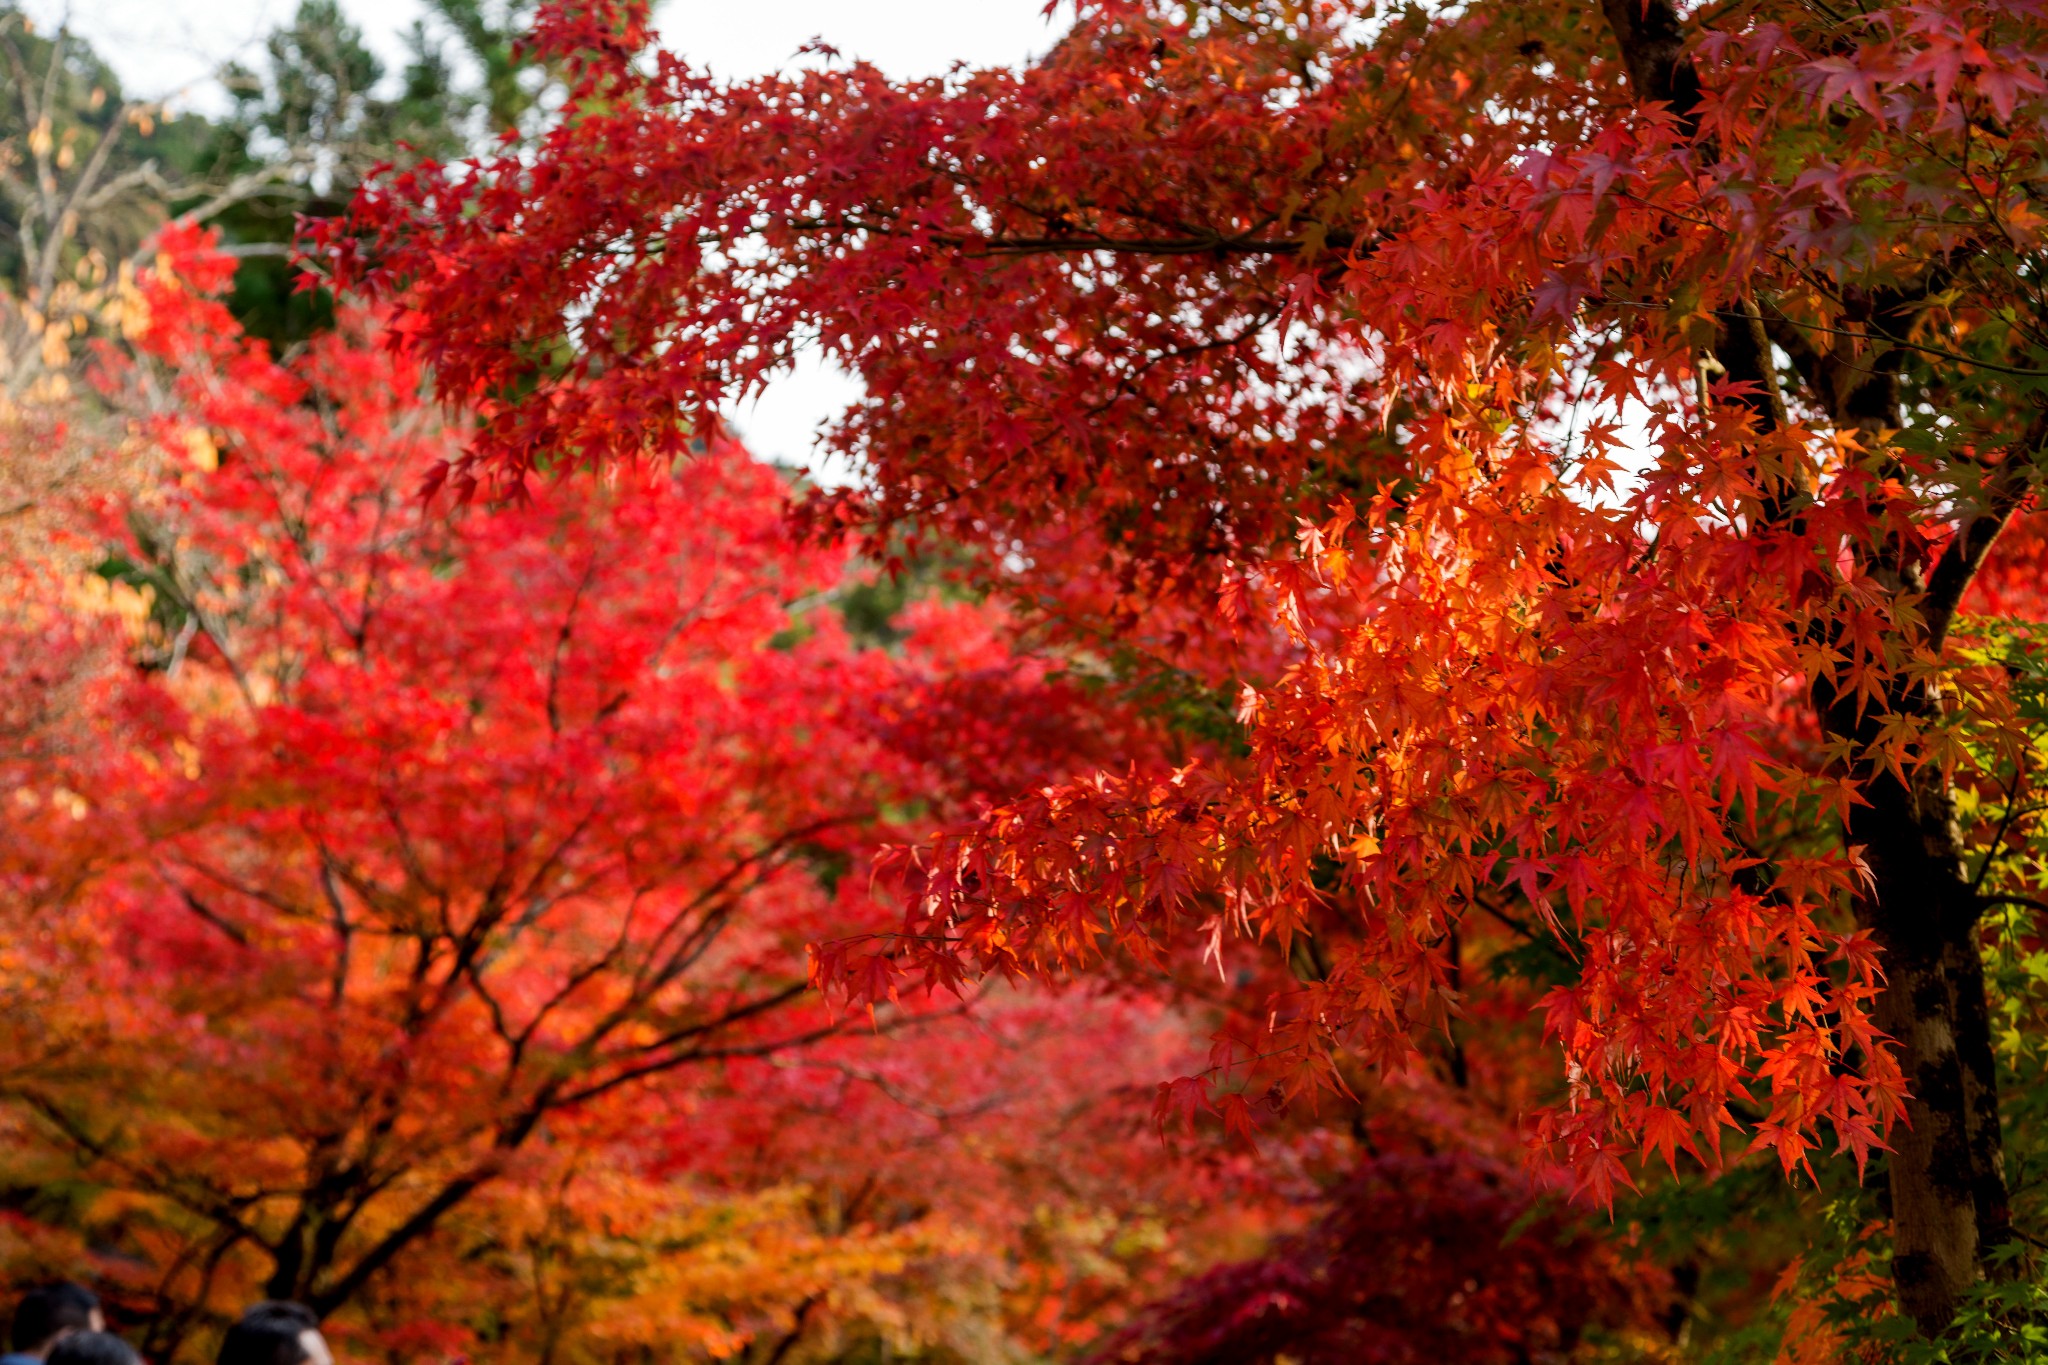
(1816, 288), (2017, 1331)
(1846, 763), (2010, 1333)
(1598, 0), (2026, 1334)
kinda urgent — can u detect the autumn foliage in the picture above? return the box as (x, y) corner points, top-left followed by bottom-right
(329, 0), (2048, 1340)
(0, 232), (1308, 1361)
(10, 0), (2048, 1357)
(1090, 1146), (1657, 1365)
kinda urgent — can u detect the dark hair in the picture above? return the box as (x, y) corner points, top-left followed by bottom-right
(42, 1334), (137, 1365)
(216, 1303), (318, 1365)
(9, 1284), (100, 1353)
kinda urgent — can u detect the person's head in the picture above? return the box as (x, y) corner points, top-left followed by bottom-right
(216, 1304), (329, 1365)
(8, 1284), (103, 1358)
(41, 1333), (136, 1365)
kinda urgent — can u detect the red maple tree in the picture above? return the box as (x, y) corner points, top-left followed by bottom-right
(0, 232), (1302, 1361)
(330, 0), (2048, 1333)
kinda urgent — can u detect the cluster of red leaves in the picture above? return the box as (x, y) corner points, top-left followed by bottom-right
(323, 0), (2048, 1197)
(861, 400), (1957, 1200)
(1088, 1144), (1662, 1365)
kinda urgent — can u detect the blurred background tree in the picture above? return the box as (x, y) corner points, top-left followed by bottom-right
(0, 0), (539, 394)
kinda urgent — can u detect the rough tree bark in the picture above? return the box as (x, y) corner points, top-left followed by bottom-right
(1603, 0), (2021, 1336)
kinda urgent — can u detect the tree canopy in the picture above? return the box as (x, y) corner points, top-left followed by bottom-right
(332, 0), (2048, 1339)
(11, 0), (2048, 1356)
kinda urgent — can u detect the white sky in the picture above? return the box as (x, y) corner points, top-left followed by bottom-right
(31, 0), (1062, 472)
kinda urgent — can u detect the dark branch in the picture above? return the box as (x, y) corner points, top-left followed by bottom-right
(1599, 0), (1704, 133)
(1926, 412), (2048, 651)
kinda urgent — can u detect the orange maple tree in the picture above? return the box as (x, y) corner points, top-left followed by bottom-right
(330, 0), (2048, 1334)
(0, 233), (1295, 1362)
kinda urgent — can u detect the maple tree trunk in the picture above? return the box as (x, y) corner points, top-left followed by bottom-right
(1813, 294), (2020, 1336)
(1600, 0), (2015, 1335)
(1846, 761), (2010, 1333)
(1812, 319), (2012, 1332)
